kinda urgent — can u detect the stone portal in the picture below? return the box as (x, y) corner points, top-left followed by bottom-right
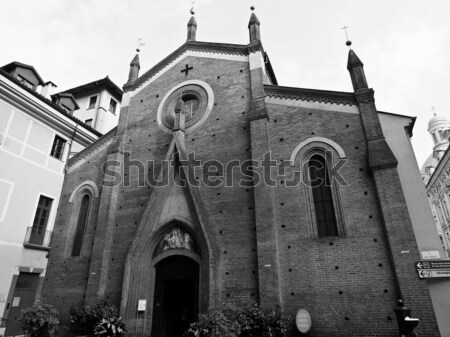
(151, 255), (199, 337)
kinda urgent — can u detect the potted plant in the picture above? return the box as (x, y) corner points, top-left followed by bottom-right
(70, 299), (123, 336)
(18, 303), (60, 337)
(94, 316), (127, 336)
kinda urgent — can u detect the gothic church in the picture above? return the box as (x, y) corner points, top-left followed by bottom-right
(42, 11), (440, 337)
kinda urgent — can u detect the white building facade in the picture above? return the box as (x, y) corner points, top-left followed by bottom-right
(0, 62), (102, 336)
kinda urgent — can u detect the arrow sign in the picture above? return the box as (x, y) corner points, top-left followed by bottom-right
(415, 260), (450, 269)
(418, 269), (450, 279)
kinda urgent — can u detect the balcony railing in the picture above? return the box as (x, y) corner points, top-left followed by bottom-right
(23, 227), (53, 251)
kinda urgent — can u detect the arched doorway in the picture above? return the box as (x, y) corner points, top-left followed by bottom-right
(151, 255), (199, 337)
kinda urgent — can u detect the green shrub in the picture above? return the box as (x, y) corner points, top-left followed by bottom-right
(18, 303), (60, 337)
(70, 299), (120, 336)
(184, 302), (288, 337)
(94, 316), (126, 336)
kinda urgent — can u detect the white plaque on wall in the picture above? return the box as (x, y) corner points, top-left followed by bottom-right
(295, 309), (312, 333)
(422, 251), (440, 260)
(12, 297), (20, 307)
(138, 299), (147, 311)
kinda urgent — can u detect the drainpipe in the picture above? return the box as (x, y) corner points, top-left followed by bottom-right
(93, 89), (105, 131)
(64, 122), (79, 174)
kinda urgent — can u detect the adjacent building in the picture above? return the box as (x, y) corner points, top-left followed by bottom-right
(59, 76), (122, 135)
(0, 62), (121, 336)
(421, 114), (450, 257)
(42, 12), (445, 337)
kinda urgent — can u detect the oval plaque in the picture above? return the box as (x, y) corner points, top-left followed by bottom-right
(295, 309), (312, 334)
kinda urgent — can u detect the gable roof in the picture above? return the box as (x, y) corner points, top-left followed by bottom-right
(124, 40), (277, 91)
(60, 76), (123, 102)
(51, 92), (80, 110)
(1, 61), (45, 86)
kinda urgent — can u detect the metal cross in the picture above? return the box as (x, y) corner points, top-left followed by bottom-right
(431, 106), (436, 116)
(181, 64), (193, 76)
(190, 0), (196, 14)
(136, 38), (145, 52)
(341, 26), (349, 40)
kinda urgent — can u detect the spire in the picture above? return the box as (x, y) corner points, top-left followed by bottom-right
(248, 7), (261, 42)
(347, 48), (368, 91)
(126, 53), (140, 86)
(187, 15), (197, 41)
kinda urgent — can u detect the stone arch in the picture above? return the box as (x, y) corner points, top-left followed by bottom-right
(289, 136), (346, 166)
(68, 180), (99, 202)
(121, 218), (210, 335)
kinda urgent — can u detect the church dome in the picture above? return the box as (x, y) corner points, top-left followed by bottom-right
(428, 114), (450, 132)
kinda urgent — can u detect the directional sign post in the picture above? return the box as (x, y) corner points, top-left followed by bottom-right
(416, 260), (450, 279)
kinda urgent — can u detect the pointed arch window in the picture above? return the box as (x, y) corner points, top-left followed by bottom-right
(71, 194), (91, 256)
(308, 154), (338, 237)
(291, 137), (347, 239)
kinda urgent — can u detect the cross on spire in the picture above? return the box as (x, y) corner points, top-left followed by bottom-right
(341, 26), (349, 39)
(431, 106), (436, 116)
(181, 64), (193, 76)
(341, 26), (352, 47)
(190, 0), (195, 14)
(136, 38), (145, 52)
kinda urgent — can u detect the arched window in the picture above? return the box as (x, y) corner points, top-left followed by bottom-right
(290, 137), (347, 238)
(308, 155), (338, 237)
(71, 194), (90, 256)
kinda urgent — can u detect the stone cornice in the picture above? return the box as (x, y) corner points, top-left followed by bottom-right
(264, 85), (356, 106)
(0, 68), (102, 137)
(0, 74), (99, 146)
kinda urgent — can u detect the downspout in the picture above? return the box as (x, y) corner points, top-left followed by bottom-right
(93, 89), (105, 131)
(64, 122), (79, 174)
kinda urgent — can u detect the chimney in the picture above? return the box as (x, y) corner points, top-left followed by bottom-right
(40, 81), (57, 99)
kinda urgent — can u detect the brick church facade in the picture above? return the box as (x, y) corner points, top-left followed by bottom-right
(42, 12), (440, 337)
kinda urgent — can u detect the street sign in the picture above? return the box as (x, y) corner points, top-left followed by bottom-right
(416, 260), (450, 279)
(415, 260), (450, 269)
(417, 270), (450, 279)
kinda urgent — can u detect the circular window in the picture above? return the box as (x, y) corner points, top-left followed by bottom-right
(157, 80), (214, 133)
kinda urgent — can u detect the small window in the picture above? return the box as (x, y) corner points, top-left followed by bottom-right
(432, 133), (438, 144)
(50, 135), (66, 160)
(17, 74), (35, 90)
(109, 98), (117, 114)
(88, 96), (97, 109)
(85, 118), (93, 127)
(30, 195), (53, 245)
(61, 104), (73, 115)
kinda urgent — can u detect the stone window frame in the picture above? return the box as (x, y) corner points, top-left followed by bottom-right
(157, 80), (214, 134)
(66, 181), (99, 257)
(290, 137), (347, 239)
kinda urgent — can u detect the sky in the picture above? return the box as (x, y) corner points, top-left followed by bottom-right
(1, 0), (449, 167)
